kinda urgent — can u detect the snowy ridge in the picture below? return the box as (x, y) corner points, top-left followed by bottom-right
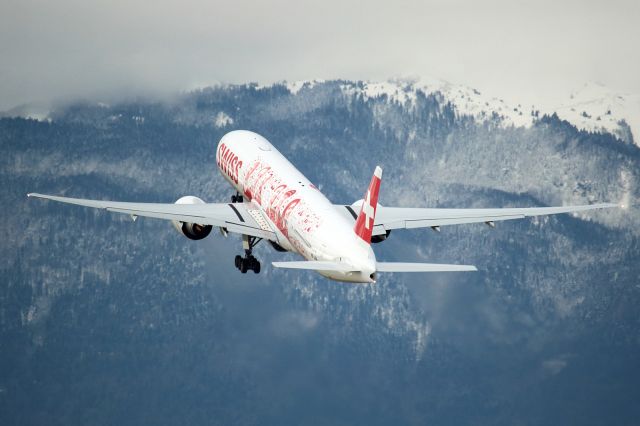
(553, 82), (640, 145)
(2, 79), (636, 146)
(339, 78), (535, 129)
(285, 79), (326, 95)
(284, 78), (639, 146)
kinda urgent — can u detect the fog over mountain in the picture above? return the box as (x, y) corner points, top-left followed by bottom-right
(2, 0), (639, 111)
(2, 81), (639, 425)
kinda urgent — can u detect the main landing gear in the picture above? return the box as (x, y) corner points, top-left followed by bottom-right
(230, 192), (260, 274)
(235, 235), (262, 274)
(231, 192), (244, 203)
(235, 253), (260, 274)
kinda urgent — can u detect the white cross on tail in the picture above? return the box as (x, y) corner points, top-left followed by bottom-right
(363, 190), (375, 229)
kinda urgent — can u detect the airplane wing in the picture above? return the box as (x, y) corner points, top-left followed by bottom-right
(27, 193), (277, 240)
(336, 202), (618, 236)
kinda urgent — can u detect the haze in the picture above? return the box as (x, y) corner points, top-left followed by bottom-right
(1, 0), (638, 111)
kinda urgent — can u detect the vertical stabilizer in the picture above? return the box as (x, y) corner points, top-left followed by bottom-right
(354, 166), (382, 244)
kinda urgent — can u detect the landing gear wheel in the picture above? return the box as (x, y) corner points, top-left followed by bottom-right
(231, 193), (244, 203)
(235, 235), (262, 274)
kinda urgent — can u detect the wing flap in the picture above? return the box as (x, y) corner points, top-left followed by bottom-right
(106, 207), (276, 239)
(401, 214), (526, 229)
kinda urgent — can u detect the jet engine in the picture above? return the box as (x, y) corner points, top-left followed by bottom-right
(371, 229), (391, 243)
(172, 196), (212, 240)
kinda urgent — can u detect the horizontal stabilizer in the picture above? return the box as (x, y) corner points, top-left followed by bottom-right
(272, 261), (355, 272)
(376, 262), (477, 272)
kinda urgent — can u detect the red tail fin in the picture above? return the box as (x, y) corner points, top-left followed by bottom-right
(354, 166), (382, 244)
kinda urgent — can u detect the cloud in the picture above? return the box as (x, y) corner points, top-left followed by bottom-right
(542, 357), (569, 376)
(269, 310), (320, 338)
(1, 0), (639, 110)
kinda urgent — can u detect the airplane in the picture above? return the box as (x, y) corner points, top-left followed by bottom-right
(28, 130), (618, 283)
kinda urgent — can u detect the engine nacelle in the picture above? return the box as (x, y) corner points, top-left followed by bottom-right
(371, 230), (391, 244)
(172, 196), (213, 240)
(269, 240), (288, 252)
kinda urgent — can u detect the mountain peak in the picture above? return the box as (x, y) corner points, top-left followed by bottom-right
(554, 82), (639, 145)
(284, 78), (638, 146)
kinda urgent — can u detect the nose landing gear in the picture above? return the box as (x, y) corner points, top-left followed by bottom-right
(235, 235), (262, 274)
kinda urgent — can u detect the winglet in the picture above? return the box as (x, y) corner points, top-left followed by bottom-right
(354, 166), (382, 244)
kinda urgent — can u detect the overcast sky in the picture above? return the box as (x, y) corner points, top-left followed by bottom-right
(1, 0), (638, 111)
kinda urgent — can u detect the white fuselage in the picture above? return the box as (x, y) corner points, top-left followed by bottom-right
(216, 130), (376, 283)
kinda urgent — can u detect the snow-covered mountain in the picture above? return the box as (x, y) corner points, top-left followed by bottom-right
(2, 80), (639, 425)
(5, 78), (637, 147)
(287, 78), (639, 146)
(552, 82), (639, 145)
